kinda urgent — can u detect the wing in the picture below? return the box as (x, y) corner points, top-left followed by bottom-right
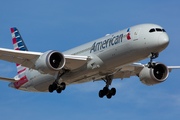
(167, 66), (180, 72)
(0, 48), (88, 71)
(0, 48), (42, 68)
(113, 63), (180, 80)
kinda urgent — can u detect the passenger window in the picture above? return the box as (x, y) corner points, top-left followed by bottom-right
(149, 29), (155, 33)
(156, 28), (162, 32)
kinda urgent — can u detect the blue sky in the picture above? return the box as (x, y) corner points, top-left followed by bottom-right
(0, 0), (180, 120)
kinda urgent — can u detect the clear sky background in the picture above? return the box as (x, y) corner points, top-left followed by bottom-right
(0, 0), (180, 120)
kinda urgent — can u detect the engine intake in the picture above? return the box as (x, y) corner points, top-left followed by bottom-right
(139, 62), (169, 85)
(35, 50), (65, 74)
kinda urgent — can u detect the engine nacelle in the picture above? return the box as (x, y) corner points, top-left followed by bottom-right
(35, 50), (65, 74)
(139, 62), (169, 86)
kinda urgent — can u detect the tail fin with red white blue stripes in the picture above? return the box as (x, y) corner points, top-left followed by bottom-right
(11, 27), (28, 51)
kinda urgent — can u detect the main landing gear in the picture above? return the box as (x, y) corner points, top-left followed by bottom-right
(48, 82), (66, 93)
(48, 69), (69, 94)
(99, 75), (116, 99)
(148, 52), (159, 68)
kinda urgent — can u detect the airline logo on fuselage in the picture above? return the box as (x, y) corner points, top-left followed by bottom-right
(126, 28), (131, 40)
(90, 34), (123, 53)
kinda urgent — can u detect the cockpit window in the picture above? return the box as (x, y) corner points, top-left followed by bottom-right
(149, 28), (166, 33)
(149, 28), (155, 33)
(156, 28), (162, 32)
(162, 29), (166, 32)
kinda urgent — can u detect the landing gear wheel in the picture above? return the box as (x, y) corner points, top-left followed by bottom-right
(103, 87), (109, 95)
(110, 88), (116, 96)
(56, 88), (62, 93)
(98, 87), (116, 99)
(61, 82), (66, 90)
(49, 85), (54, 93)
(99, 90), (104, 98)
(52, 83), (57, 90)
(106, 94), (112, 99)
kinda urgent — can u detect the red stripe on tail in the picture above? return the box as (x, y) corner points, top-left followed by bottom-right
(14, 76), (28, 89)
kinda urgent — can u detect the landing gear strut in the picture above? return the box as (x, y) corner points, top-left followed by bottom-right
(48, 69), (69, 94)
(99, 75), (116, 99)
(148, 52), (159, 68)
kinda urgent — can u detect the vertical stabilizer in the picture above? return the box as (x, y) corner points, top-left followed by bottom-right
(11, 27), (28, 51)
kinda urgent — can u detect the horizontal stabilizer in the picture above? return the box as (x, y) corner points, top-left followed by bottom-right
(0, 77), (16, 82)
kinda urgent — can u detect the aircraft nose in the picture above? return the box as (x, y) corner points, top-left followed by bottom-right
(158, 33), (169, 49)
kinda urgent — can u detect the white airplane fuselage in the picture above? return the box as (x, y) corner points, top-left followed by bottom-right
(8, 24), (169, 92)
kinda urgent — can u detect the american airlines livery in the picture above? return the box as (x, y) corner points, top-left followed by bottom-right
(0, 24), (180, 99)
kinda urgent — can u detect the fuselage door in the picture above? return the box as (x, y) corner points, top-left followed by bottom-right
(133, 28), (141, 41)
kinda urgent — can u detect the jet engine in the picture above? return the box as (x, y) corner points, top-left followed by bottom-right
(139, 62), (169, 86)
(35, 50), (65, 74)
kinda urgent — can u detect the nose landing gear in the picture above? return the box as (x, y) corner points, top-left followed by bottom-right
(148, 52), (159, 68)
(98, 75), (116, 99)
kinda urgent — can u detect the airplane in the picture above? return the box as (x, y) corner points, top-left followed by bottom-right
(0, 23), (180, 99)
